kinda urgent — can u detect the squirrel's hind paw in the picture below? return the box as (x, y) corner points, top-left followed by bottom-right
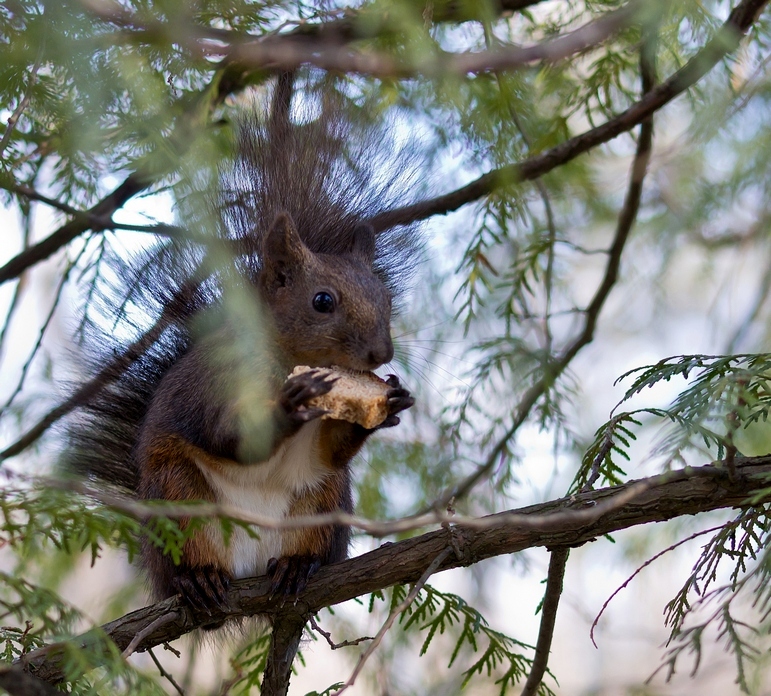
(266, 554), (322, 604)
(173, 565), (232, 620)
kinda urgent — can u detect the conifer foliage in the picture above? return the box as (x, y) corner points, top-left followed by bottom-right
(2, 0), (771, 694)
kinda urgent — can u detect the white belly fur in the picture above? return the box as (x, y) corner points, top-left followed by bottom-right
(196, 420), (329, 579)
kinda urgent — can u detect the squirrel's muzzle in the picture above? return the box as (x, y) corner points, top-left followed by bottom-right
(367, 337), (394, 369)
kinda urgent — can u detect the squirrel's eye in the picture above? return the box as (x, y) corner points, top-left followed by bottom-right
(312, 292), (335, 313)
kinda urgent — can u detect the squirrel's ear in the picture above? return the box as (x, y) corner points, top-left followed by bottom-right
(262, 213), (310, 287)
(350, 223), (376, 266)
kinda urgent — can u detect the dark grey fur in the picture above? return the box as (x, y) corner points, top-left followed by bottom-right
(64, 75), (423, 493)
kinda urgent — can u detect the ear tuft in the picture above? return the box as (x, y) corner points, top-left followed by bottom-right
(350, 223), (376, 266)
(261, 213), (309, 289)
(264, 211), (312, 262)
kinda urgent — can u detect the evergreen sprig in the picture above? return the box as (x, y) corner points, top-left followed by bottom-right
(573, 354), (771, 492)
(228, 630), (273, 694)
(368, 584), (556, 696)
(0, 486), (142, 564)
(656, 507), (771, 693)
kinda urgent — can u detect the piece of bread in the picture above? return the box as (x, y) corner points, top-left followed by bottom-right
(288, 366), (390, 429)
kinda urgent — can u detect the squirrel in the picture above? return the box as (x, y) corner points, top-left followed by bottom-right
(65, 73), (421, 688)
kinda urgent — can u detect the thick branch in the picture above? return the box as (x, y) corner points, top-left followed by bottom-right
(20, 456), (771, 684)
(0, 665), (61, 696)
(83, 0), (550, 45)
(283, 0), (552, 40)
(370, 0), (768, 230)
(261, 612), (306, 696)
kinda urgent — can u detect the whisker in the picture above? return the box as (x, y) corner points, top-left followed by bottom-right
(396, 343), (477, 368)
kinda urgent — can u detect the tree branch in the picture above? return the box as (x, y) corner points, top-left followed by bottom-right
(0, 277), (202, 462)
(520, 547), (569, 696)
(0, 48), (274, 287)
(220, 1), (644, 79)
(0, 665), (61, 696)
(81, 0), (551, 45)
(0, 174), (148, 285)
(19, 455), (771, 685)
(430, 10), (659, 507)
(370, 0), (768, 231)
(4, 184), (187, 235)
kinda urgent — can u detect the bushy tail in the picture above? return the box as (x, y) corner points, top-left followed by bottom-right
(63, 245), (208, 491)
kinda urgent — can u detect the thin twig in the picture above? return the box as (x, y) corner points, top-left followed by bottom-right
(122, 611), (179, 658)
(0, 242), (91, 416)
(520, 547), (569, 696)
(34, 470), (653, 537)
(332, 547), (453, 696)
(5, 184), (190, 237)
(0, 277), (202, 462)
(589, 524), (725, 647)
(309, 616), (374, 650)
(147, 646), (185, 696)
(726, 259), (771, 352)
(4, 184), (83, 216)
(0, 202), (33, 363)
(0, 174), (148, 286)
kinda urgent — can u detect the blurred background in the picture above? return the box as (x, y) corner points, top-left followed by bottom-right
(2, 0), (771, 693)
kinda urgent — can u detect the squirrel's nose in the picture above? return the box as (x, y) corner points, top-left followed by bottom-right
(368, 340), (394, 368)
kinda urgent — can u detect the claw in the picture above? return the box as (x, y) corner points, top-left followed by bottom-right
(372, 378), (414, 429)
(173, 565), (232, 617)
(266, 554), (322, 602)
(267, 556), (290, 597)
(281, 370), (338, 423)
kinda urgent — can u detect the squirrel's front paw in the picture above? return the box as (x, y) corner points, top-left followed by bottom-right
(377, 374), (415, 429)
(280, 369), (337, 423)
